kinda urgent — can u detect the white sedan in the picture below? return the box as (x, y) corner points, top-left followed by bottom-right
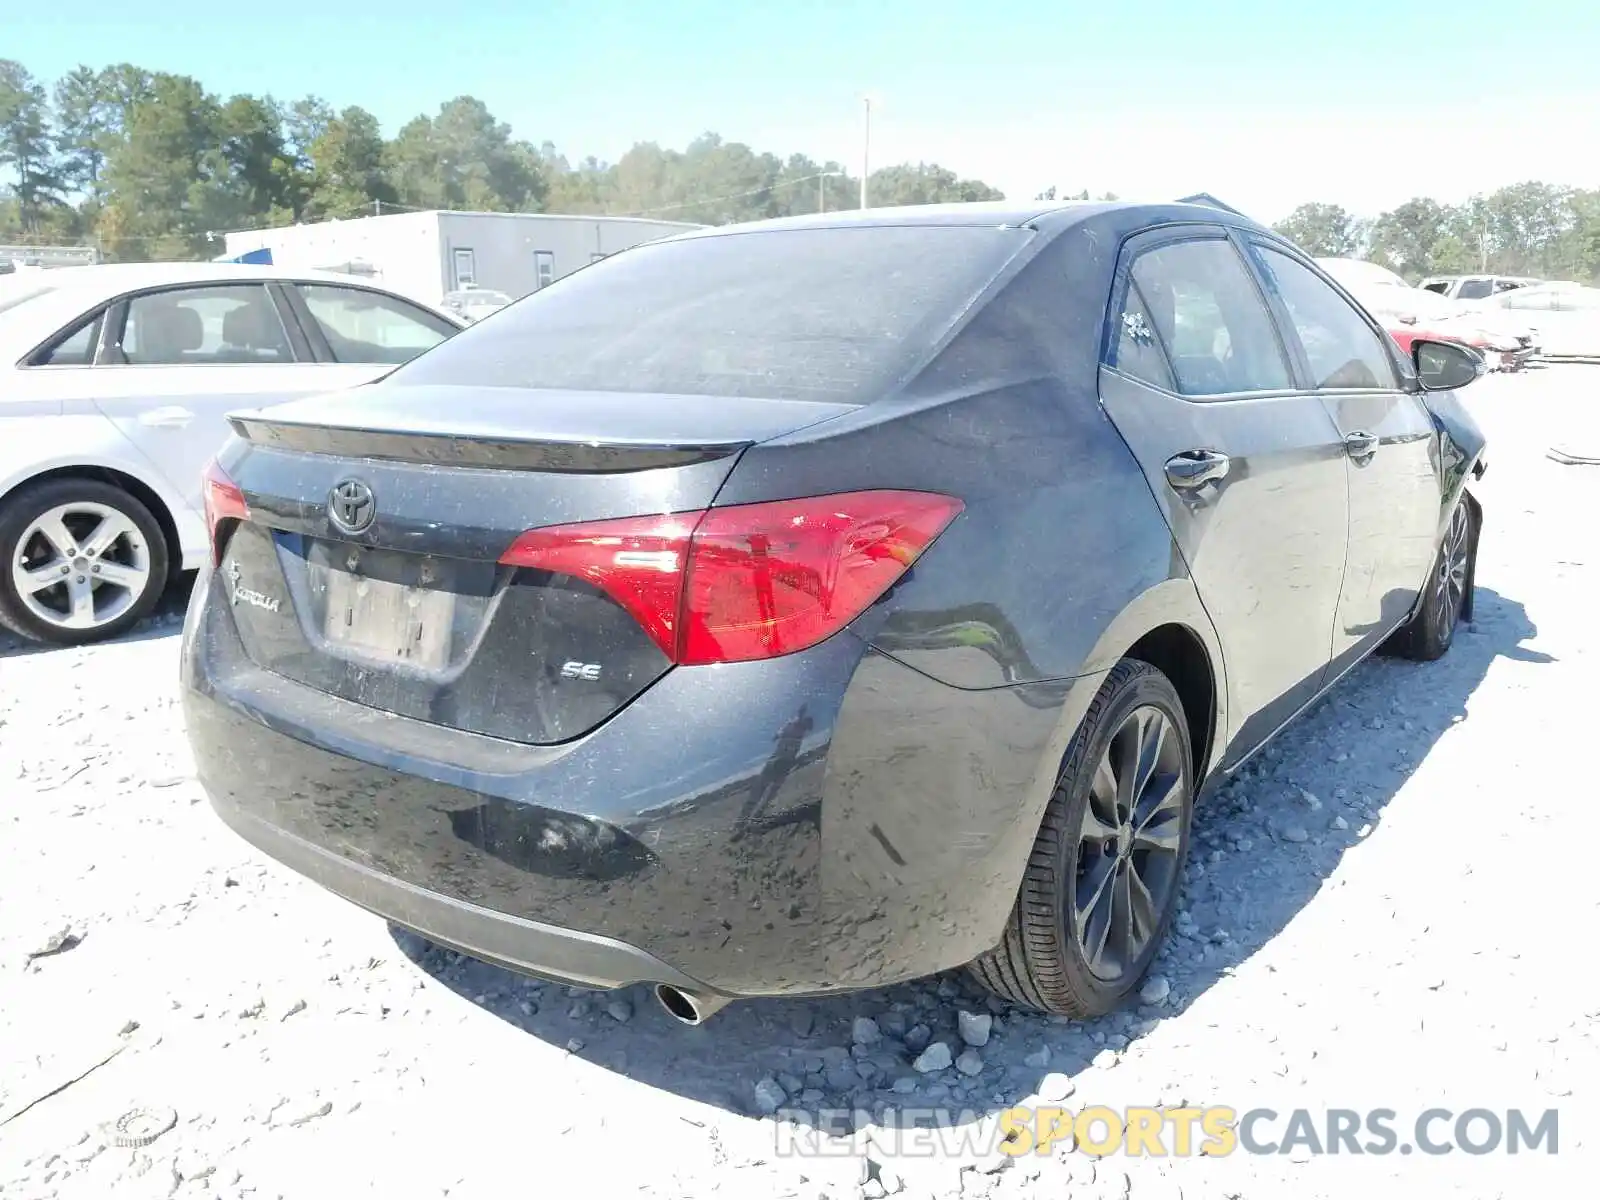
(0, 262), (465, 645)
(1314, 257), (1539, 365)
(1473, 283), (1600, 360)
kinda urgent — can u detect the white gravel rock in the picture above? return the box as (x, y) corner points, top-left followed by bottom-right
(1138, 974), (1171, 1006)
(852, 1016), (883, 1046)
(957, 1010), (992, 1047)
(912, 1042), (954, 1073)
(752, 1077), (787, 1115)
(954, 1048), (984, 1076)
(1037, 1072), (1076, 1101)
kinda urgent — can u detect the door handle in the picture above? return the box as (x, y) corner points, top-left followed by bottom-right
(1164, 449), (1231, 489)
(137, 406), (195, 429)
(1344, 430), (1380, 458)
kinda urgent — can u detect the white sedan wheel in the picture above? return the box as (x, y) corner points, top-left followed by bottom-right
(10, 500), (154, 632)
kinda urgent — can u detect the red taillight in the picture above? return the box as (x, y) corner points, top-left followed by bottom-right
(499, 513), (695, 657)
(498, 490), (963, 665)
(201, 458), (249, 566)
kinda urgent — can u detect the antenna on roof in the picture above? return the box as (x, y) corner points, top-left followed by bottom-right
(1176, 193), (1247, 217)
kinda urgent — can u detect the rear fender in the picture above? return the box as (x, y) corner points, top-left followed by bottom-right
(1072, 575), (1230, 781)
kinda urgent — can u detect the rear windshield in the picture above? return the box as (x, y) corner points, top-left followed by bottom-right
(387, 225), (1029, 403)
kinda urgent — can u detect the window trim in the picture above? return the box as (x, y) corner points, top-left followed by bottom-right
(88, 281), (307, 368)
(1101, 223), (1300, 403)
(21, 306), (108, 369)
(286, 279), (460, 365)
(1242, 235), (1410, 394)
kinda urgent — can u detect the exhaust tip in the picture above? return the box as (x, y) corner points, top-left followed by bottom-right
(654, 983), (729, 1025)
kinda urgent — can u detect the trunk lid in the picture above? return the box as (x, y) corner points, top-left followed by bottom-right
(214, 383), (854, 745)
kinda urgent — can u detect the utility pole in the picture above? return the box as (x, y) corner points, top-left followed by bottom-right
(860, 96), (871, 210)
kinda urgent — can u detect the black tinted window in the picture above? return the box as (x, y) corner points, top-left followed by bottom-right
(388, 226), (1029, 402)
(1110, 284), (1175, 391)
(1126, 239), (1291, 396)
(1457, 278), (1493, 300)
(1253, 247), (1400, 390)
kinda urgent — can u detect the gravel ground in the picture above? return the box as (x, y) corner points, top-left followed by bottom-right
(2, 367), (1596, 1199)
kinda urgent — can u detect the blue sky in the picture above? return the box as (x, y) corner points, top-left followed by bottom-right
(7, 0), (1599, 220)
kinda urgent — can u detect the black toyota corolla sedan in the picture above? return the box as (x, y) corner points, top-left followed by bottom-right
(181, 198), (1488, 1024)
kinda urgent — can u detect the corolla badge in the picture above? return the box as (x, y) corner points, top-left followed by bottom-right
(226, 561), (281, 614)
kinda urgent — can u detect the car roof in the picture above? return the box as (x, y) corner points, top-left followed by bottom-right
(23, 261), (410, 293)
(660, 198), (1271, 242)
(2, 262), (461, 363)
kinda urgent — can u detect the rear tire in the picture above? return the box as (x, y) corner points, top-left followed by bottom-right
(0, 478), (170, 646)
(969, 659), (1194, 1017)
(1382, 496), (1476, 663)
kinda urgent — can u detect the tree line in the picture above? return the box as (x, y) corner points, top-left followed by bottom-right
(1274, 191), (1600, 284)
(6, 57), (1597, 282)
(0, 58), (1002, 261)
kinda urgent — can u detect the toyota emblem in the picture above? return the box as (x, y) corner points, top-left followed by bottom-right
(328, 479), (376, 534)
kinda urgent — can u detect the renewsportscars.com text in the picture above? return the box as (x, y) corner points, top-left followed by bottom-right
(772, 1105), (1560, 1159)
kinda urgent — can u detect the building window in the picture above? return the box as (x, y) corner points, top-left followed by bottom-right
(453, 248), (476, 290)
(535, 250), (555, 289)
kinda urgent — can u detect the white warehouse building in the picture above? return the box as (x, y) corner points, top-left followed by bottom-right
(220, 210), (701, 308)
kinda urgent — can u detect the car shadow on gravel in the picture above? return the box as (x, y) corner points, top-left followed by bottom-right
(0, 573), (194, 660)
(392, 586), (1549, 1130)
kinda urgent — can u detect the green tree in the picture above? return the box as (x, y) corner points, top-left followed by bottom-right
(98, 72), (229, 260)
(1368, 198), (1453, 277)
(386, 96), (545, 213)
(1273, 202), (1363, 257)
(0, 59), (64, 234)
(217, 94), (302, 227)
(304, 105), (395, 220)
(867, 163), (1004, 207)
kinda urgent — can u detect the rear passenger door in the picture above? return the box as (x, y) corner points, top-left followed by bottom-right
(1097, 227), (1350, 764)
(1244, 241), (1441, 674)
(92, 283), (339, 518)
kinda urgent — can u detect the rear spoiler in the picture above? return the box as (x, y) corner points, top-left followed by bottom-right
(1176, 193), (1250, 218)
(227, 414), (748, 473)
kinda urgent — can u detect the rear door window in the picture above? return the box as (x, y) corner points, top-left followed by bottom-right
(121, 285), (293, 365)
(386, 225), (1031, 403)
(1109, 285), (1176, 391)
(1119, 238), (1292, 397)
(31, 310), (103, 366)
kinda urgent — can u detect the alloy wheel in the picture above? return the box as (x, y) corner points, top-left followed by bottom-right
(9, 502), (153, 632)
(1073, 704), (1187, 982)
(1433, 503), (1471, 633)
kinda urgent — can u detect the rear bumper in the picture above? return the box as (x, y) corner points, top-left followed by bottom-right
(182, 565), (1094, 998)
(210, 790), (712, 993)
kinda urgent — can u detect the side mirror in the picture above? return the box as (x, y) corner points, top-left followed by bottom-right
(1413, 338), (1485, 391)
